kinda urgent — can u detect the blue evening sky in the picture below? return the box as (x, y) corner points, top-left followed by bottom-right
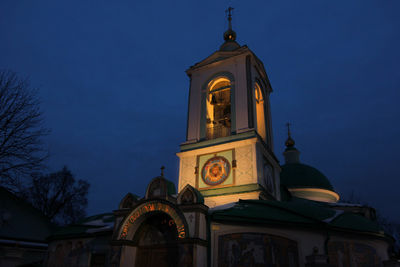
(1, 1), (399, 222)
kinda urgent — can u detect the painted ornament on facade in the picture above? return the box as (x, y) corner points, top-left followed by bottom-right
(201, 156), (231, 186)
(119, 201), (186, 240)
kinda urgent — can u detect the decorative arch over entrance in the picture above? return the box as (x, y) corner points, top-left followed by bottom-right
(116, 200), (192, 267)
(118, 200), (188, 241)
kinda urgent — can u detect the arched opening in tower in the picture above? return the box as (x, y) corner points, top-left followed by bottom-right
(206, 77), (231, 140)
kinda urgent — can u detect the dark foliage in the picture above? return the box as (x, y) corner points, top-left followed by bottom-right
(341, 190), (400, 253)
(0, 70), (48, 191)
(26, 166), (90, 225)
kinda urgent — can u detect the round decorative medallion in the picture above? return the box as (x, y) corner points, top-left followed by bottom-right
(201, 156), (231, 186)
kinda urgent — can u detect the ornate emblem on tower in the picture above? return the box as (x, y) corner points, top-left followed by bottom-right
(201, 156), (231, 186)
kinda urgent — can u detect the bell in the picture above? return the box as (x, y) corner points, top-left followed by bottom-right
(210, 95), (217, 105)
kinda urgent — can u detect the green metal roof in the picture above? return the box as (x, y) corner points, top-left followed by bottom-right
(165, 179), (176, 195)
(211, 198), (334, 226)
(280, 185), (292, 201)
(329, 212), (382, 233)
(210, 198), (385, 236)
(49, 199), (386, 241)
(149, 176), (176, 196)
(280, 163), (335, 191)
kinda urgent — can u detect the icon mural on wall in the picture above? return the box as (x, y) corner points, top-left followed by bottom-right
(201, 156), (231, 186)
(218, 233), (299, 267)
(327, 241), (380, 266)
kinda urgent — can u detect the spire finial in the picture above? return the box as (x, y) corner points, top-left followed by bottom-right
(226, 7), (234, 30)
(160, 166), (165, 177)
(285, 122), (295, 147)
(286, 122), (292, 137)
(223, 7), (236, 42)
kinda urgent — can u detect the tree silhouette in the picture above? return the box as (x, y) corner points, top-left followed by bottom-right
(0, 70), (48, 191)
(27, 166), (90, 225)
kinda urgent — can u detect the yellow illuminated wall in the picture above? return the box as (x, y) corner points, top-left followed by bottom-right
(255, 82), (267, 142)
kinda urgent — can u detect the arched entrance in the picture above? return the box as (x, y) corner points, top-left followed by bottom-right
(116, 200), (190, 266)
(134, 212), (179, 267)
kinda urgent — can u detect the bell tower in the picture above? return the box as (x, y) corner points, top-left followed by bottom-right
(177, 8), (281, 207)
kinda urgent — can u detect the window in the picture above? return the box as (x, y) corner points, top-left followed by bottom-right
(254, 82), (267, 142)
(206, 77), (231, 140)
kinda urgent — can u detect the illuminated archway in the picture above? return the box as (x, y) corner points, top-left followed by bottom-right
(117, 201), (190, 267)
(205, 77), (232, 140)
(254, 82), (267, 142)
(118, 200), (188, 241)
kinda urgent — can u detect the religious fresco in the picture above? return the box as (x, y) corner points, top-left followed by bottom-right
(198, 150), (234, 189)
(202, 156), (231, 186)
(218, 233), (299, 267)
(328, 241), (380, 267)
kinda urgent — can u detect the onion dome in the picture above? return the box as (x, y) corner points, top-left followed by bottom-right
(285, 136), (295, 148)
(281, 163), (339, 203)
(281, 124), (339, 203)
(145, 166), (176, 200)
(283, 123), (300, 163)
(224, 28), (236, 42)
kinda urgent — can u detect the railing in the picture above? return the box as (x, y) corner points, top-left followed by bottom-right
(206, 124), (230, 140)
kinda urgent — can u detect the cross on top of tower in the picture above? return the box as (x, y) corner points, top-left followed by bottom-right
(286, 122), (292, 137)
(285, 122), (295, 148)
(226, 7), (234, 26)
(223, 7), (237, 42)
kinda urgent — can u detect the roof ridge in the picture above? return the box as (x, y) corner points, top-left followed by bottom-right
(238, 199), (332, 224)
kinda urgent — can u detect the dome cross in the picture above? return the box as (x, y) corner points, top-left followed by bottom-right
(223, 7), (237, 42)
(285, 122), (295, 148)
(226, 7), (234, 30)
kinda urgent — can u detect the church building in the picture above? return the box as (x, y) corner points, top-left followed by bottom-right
(45, 9), (396, 267)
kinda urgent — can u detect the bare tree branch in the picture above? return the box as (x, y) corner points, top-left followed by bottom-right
(27, 166), (90, 225)
(0, 70), (48, 191)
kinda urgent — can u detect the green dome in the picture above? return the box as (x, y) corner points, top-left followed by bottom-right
(280, 163), (334, 191)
